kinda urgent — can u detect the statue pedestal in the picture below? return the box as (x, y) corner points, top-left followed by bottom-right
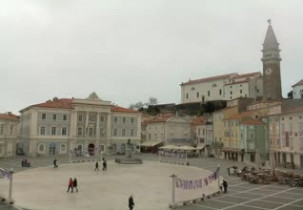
(115, 142), (142, 164)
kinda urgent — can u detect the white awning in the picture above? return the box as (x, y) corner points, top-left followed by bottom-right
(140, 141), (163, 147)
(196, 144), (206, 150)
(159, 145), (180, 150)
(178, 145), (197, 151)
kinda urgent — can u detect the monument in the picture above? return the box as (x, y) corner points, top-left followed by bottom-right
(115, 139), (142, 164)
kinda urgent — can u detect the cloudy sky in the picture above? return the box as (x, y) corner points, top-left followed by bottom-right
(1, 0), (302, 114)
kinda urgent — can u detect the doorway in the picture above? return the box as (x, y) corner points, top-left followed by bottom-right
(88, 144), (95, 156)
(49, 143), (56, 155)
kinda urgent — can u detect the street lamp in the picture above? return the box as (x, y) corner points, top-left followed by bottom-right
(8, 168), (14, 204)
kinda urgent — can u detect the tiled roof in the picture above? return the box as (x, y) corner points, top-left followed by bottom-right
(281, 106), (303, 115)
(181, 73), (238, 86)
(34, 98), (73, 109)
(111, 106), (139, 113)
(225, 110), (256, 120)
(241, 119), (264, 125)
(145, 115), (172, 123)
(0, 113), (19, 120)
(292, 79), (303, 87)
(192, 117), (206, 126)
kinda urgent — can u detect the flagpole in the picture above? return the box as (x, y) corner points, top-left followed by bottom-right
(170, 174), (177, 208)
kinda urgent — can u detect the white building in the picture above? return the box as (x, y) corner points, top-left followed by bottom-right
(0, 113), (19, 158)
(19, 93), (141, 157)
(145, 115), (192, 146)
(180, 72), (263, 104)
(292, 79), (303, 99)
(223, 72), (263, 100)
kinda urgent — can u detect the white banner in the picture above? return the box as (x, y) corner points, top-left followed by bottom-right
(0, 168), (11, 179)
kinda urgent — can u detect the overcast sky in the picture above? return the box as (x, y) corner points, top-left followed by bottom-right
(1, 0), (302, 114)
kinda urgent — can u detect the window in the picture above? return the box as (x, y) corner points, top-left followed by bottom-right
(60, 144), (66, 153)
(62, 127), (67, 136)
(208, 91), (210, 97)
(122, 129), (126, 136)
(100, 128), (104, 137)
(53, 114), (57, 120)
(10, 125), (14, 135)
(40, 126), (46, 135)
(114, 129), (118, 136)
(197, 92), (199, 98)
(0, 125), (3, 135)
(130, 129), (134, 136)
(42, 113), (46, 120)
(89, 128), (94, 136)
(63, 114), (67, 121)
(219, 89), (222, 95)
(240, 89), (242, 94)
(123, 117), (126, 123)
(186, 93), (188, 99)
(131, 118), (134, 123)
(38, 144), (45, 152)
(51, 127), (56, 135)
(114, 117), (118, 123)
(100, 116), (105, 122)
(77, 127), (83, 136)
(78, 114), (83, 122)
(230, 91), (233, 95)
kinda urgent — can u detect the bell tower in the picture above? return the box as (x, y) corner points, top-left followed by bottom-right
(262, 19), (282, 100)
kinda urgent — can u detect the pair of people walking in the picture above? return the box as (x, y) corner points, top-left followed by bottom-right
(67, 178), (78, 193)
(94, 159), (107, 171)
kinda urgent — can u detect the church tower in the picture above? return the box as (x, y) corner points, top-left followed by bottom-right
(262, 20), (282, 100)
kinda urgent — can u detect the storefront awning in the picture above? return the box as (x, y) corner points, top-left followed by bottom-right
(140, 141), (163, 147)
(195, 144), (206, 150)
(159, 145), (180, 150)
(178, 145), (197, 151)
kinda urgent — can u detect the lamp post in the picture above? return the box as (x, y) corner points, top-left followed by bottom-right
(8, 168), (14, 204)
(170, 174), (177, 208)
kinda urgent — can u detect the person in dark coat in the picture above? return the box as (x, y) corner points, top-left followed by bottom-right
(128, 195), (134, 210)
(102, 159), (107, 171)
(95, 161), (99, 171)
(53, 159), (58, 168)
(67, 178), (74, 193)
(73, 178), (78, 192)
(222, 180), (228, 193)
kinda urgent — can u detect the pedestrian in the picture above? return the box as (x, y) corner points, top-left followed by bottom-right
(53, 159), (58, 168)
(128, 195), (135, 210)
(67, 178), (74, 193)
(102, 159), (107, 171)
(95, 161), (99, 171)
(222, 180), (228, 193)
(73, 178), (78, 192)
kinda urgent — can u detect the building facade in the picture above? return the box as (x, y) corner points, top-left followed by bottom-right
(292, 79), (303, 99)
(0, 113), (19, 158)
(19, 93), (141, 157)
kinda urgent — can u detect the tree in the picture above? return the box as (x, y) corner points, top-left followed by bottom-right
(287, 90), (293, 99)
(129, 101), (144, 110)
(149, 97), (158, 105)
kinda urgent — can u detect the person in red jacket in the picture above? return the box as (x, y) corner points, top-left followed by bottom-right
(67, 178), (74, 193)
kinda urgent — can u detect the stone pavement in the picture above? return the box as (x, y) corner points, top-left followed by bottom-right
(0, 154), (302, 210)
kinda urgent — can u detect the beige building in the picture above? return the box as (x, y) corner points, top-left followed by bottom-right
(292, 79), (303, 99)
(145, 115), (192, 146)
(268, 103), (303, 169)
(180, 72), (263, 104)
(0, 113), (19, 158)
(19, 93), (141, 157)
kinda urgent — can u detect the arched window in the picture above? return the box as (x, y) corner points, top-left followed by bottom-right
(38, 144), (45, 153)
(60, 144), (66, 153)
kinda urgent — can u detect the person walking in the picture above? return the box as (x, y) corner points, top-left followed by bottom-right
(73, 178), (78, 192)
(222, 180), (228, 193)
(128, 195), (135, 210)
(53, 159), (58, 168)
(67, 178), (74, 193)
(95, 161), (99, 171)
(102, 159), (107, 171)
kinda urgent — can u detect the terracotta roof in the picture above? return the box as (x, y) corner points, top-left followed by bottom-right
(0, 113), (20, 121)
(111, 106), (139, 113)
(292, 79), (303, 87)
(281, 106), (303, 115)
(225, 110), (257, 120)
(145, 115), (171, 123)
(241, 119), (264, 125)
(181, 73), (237, 86)
(33, 98), (73, 109)
(192, 117), (206, 126)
